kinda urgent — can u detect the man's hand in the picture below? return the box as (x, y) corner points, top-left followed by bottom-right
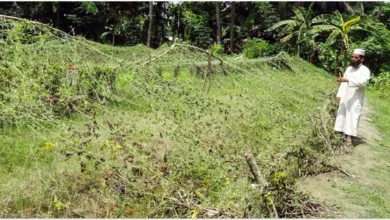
(336, 77), (349, 82)
(336, 97), (341, 104)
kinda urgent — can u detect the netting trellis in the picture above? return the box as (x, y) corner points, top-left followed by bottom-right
(0, 15), (345, 218)
(0, 13), (318, 128)
(0, 15), (123, 127)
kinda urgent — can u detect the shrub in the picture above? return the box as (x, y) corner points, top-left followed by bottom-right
(371, 71), (390, 98)
(184, 11), (212, 49)
(243, 38), (279, 58)
(211, 43), (223, 55)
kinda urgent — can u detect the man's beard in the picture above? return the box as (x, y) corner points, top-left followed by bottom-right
(350, 60), (361, 68)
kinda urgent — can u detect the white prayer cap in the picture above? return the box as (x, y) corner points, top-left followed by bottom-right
(353, 48), (365, 56)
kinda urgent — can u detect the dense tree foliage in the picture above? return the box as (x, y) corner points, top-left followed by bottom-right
(1, 1), (390, 77)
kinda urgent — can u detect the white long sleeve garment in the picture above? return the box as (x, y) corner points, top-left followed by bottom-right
(334, 64), (371, 137)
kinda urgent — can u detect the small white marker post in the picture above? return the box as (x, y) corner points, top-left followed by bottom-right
(66, 66), (78, 86)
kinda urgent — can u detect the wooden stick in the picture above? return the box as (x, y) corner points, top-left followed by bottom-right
(244, 153), (267, 187)
(244, 153), (280, 217)
(336, 167), (355, 178)
(322, 162), (356, 178)
(330, 164), (356, 178)
(272, 204), (279, 218)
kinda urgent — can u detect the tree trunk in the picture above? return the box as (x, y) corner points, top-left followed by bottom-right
(147, 1), (154, 47)
(56, 4), (60, 26)
(278, 2), (287, 20)
(230, 2), (235, 53)
(177, 6), (182, 39)
(376, 2), (384, 20)
(215, 2), (221, 44)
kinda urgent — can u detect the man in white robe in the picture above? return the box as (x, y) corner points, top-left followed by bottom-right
(334, 49), (371, 146)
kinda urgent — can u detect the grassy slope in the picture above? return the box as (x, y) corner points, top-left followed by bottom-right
(1, 35), (341, 217)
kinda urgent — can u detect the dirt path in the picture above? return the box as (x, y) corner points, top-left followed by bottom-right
(297, 99), (390, 218)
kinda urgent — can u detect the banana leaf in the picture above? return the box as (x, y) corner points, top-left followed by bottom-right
(342, 16), (360, 33)
(266, 20), (297, 31)
(325, 29), (341, 46)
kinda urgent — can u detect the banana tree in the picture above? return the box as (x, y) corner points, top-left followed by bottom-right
(266, 3), (319, 57)
(309, 11), (368, 75)
(311, 11), (364, 60)
(220, 10), (257, 52)
(316, 42), (341, 74)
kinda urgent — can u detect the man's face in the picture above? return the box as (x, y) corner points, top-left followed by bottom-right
(350, 53), (364, 67)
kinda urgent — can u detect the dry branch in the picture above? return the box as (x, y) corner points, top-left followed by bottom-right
(244, 152), (279, 218)
(244, 153), (267, 187)
(336, 167), (355, 178)
(326, 163), (356, 178)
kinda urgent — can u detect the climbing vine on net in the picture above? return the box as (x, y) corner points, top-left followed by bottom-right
(0, 15), (345, 218)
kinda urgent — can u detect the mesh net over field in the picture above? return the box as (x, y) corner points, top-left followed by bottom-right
(0, 15), (343, 218)
(0, 14), (333, 126)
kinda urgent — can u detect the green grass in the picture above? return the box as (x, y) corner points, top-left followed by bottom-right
(0, 55), (340, 217)
(362, 89), (390, 217)
(367, 90), (390, 139)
